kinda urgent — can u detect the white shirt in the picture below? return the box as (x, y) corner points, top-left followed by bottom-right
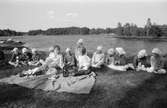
(91, 52), (105, 66)
(78, 55), (91, 70)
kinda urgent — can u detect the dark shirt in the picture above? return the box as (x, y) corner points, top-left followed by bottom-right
(20, 52), (32, 62)
(31, 53), (40, 62)
(64, 53), (76, 66)
(114, 55), (127, 66)
(105, 55), (115, 65)
(133, 56), (150, 68)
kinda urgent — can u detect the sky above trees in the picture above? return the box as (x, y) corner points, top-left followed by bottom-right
(0, 0), (167, 31)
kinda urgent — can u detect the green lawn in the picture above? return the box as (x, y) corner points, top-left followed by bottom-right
(0, 51), (167, 108)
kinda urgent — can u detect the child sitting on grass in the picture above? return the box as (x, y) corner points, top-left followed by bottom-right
(63, 48), (77, 76)
(28, 48), (41, 66)
(74, 47), (91, 76)
(133, 49), (150, 71)
(75, 39), (85, 61)
(91, 46), (105, 69)
(146, 48), (166, 74)
(106, 48), (115, 65)
(8, 48), (21, 67)
(20, 48), (32, 65)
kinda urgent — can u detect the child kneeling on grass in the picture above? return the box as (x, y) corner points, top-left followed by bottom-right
(91, 46), (105, 70)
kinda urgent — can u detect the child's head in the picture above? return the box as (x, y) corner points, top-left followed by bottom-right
(54, 45), (61, 55)
(137, 49), (147, 59)
(77, 39), (84, 46)
(115, 47), (126, 56)
(12, 47), (19, 54)
(32, 48), (37, 54)
(22, 48), (28, 54)
(152, 48), (161, 57)
(96, 46), (103, 54)
(107, 48), (115, 56)
(49, 46), (54, 52)
(65, 48), (72, 54)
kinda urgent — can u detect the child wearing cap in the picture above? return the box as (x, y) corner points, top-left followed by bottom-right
(8, 48), (21, 67)
(146, 48), (166, 74)
(91, 46), (105, 69)
(133, 49), (150, 71)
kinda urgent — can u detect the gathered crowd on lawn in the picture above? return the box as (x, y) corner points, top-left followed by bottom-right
(0, 38), (166, 94)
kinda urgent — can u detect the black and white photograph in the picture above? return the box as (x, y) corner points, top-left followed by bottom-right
(0, 0), (167, 108)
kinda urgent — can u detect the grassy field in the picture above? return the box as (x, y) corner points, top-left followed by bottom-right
(0, 50), (167, 108)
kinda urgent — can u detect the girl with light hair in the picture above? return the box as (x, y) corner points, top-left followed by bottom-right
(91, 46), (105, 69)
(146, 48), (166, 74)
(8, 47), (21, 67)
(75, 38), (85, 61)
(133, 49), (150, 71)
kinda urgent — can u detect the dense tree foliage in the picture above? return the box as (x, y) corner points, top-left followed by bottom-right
(115, 19), (166, 37)
(0, 29), (24, 36)
(0, 18), (166, 37)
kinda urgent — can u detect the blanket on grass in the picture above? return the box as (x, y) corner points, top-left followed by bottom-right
(0, 72), (96, 94)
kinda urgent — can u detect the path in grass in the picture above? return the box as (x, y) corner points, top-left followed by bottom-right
(2, 65), (166, 108)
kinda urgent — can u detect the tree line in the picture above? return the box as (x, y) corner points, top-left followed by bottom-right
(0, 18), (166, 37)
(0, 29), (24, 36)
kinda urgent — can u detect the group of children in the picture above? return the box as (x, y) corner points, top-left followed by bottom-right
(9, 47), (40, 67)
(8, 38), (166, 77)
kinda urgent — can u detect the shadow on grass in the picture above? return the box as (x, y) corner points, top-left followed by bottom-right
(115, 74), (167, 108)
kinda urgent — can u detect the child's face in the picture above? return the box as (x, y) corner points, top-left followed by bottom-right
(54, 48), (60, 54)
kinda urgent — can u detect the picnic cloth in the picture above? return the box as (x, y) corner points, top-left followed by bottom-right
(0, 72), (96, 94)
(107, 64), (127, 71)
